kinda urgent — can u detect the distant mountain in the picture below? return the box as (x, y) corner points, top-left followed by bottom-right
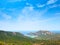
(28, 30), (60, 40)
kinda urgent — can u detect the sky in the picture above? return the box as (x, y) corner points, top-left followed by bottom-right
(0, 0), (60, 31)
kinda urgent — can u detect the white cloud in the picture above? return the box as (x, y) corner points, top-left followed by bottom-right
(0, 10), (12, 20)
(54, 13), (60, 17)
(0, 6), (49, 31)
(26, 2), (30, 6)
(0, 6), (60, 31)
(0, 20), (40, 31)
(47, 0), (57, 5)
(25, 6), (34, 11)
(0, 17), (60, 31)
(18, 6), (48, 22)
(37, 4), (45, 7)
(2, 14), (12, 20)
(0, 16), (60, 31)
(8, 0), (25, 2)
(49, 4), (60, 8)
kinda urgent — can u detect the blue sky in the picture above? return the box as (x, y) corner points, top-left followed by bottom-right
(0, 0), (60, 31)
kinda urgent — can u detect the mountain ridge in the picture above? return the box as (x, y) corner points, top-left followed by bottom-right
(0, 30), (60, 45)
(28, 30), (60, 40)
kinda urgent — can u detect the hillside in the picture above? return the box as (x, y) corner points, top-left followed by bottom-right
(28, 30), (60, 40)
(0, 30), (35, 45)
(0, 30), (60, 45)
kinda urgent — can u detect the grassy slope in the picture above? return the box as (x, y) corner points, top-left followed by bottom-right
(0, 30), (60, 45)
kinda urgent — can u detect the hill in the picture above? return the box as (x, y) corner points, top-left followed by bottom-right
(0, 30), (35, 45)
(28, 30), (60, 40)
(0, 30), (60, 45)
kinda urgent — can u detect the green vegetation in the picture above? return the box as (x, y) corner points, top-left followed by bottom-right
(29, 30), (60, 40)
(0, 30), (60, 45)
(0, 40), (60, 45)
